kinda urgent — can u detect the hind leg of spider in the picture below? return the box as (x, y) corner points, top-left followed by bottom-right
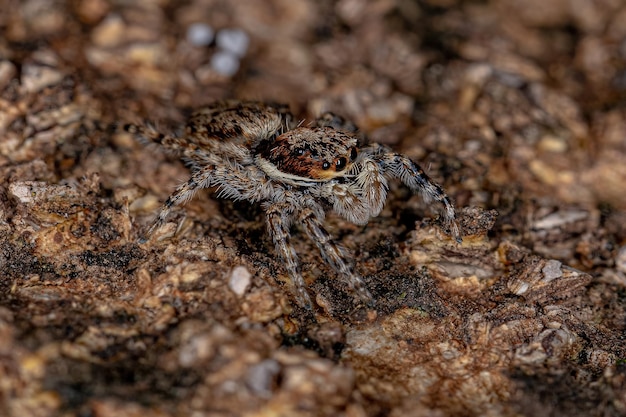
(298, 207), (374, 306)
(265, 202), (314, 309)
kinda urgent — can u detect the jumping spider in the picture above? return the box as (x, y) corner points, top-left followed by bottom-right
(126, 100), (461, 309)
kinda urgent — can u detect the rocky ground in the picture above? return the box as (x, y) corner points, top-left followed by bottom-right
(1, 1), (626, 416)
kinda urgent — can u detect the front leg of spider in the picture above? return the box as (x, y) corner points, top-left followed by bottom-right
(363, 144), (462, 242)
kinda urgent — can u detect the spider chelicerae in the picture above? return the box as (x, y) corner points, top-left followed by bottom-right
(125, 100), (461, 309)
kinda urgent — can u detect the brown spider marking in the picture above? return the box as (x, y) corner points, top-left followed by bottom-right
(256, 127), (359, 182)
(125, 100), (462, 310)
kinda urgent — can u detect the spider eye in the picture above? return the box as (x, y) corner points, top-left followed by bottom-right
(322, 161), (331, 170)
(294, 148), (305, 156)
(335, 157), (347, 171)
(350, 147), (358, 161)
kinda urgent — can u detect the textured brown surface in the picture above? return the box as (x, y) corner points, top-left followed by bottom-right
(1, 1), (626, 416)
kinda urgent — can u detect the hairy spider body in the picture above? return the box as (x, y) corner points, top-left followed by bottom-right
(126, 100), (461, 309)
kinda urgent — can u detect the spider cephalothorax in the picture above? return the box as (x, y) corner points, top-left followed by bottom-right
(256, 127), (359, 183)
(126, 100), (461, 309)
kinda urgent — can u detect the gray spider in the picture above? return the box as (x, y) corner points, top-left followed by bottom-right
(125, 100), (461, 309)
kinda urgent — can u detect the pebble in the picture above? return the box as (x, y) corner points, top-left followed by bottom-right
(20, 64), (64, 93)
(216, 28), (249, 57)
(616, 246), (626, 274)
(541, 259), (563, 281)
(229, 265), (252, 296)
(211, 51), (240, 77)
(246, 359), (280, 398)
(186, 23), (214, 47)
(538, 135), (568, 153)
(0, 60), (16, 90)
(91, 14), (125, 48)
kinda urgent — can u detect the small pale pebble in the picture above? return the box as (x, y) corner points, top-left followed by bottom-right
(542, 259), (563, 282)
(246, 359), (280, 397)
(210, 51), (240, 76)
(216, 29), (249, 57)
(20, 64), (64, 93)
(187, 23), (214, 47)
(465, 63), (493, 85)
(8, 183), (35, 203)
(616, 246), (626, 274)
(91, 14), (126, 48)
(229, 266), (252, 296)
(0, 60), (16, 90)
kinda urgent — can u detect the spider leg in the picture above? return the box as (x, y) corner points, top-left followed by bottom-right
(143, 160), (278, 241)
(124, 123), (254, 163)
(368, 144), (462, 242)
(314, 112), (358, 133)
(140, 165), (216, 242)
(264, 202), (313, 309)
(298, 206), (373, 306)
(124, 123), (188, 155)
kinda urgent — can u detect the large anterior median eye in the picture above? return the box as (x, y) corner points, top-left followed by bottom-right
(335, 157), (347, 171)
